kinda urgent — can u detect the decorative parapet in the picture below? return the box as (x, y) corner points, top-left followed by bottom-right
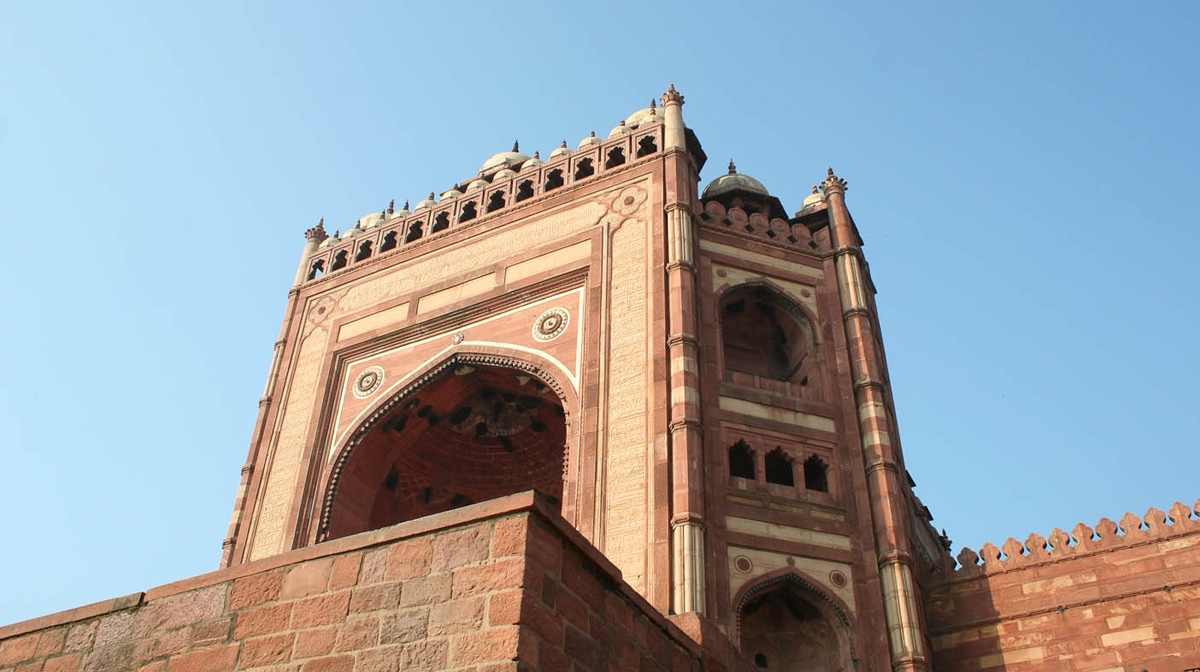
(933, 497), (1200, 580)
(695, 199), (818, 252)
(298, 120), (665, 285)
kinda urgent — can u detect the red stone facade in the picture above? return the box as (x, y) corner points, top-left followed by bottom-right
(924, 501), (1200, 670)
(0, 493), (753, 672)
(6, 87), (1197, 671)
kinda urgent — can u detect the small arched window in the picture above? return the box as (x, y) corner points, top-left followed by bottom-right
(487, 190), (506, 213)
(728, 440), (755, 480)
(404, 221), (423, 244)
(720, 285), (812, 382)
(459, 201), (477, 223)
(544, 169), (564, 191)
(764, 448), (794, 487)
(804, 455), (829, 493)
(574, 158), (594, 180)
(380, 231), (398, 252)
(636, 135), (657, 158)
(605, 146), (625, 169)
(306, 259), (325, 280)
(330, 250), (348, 271)
(515, 180), (534, 202)
(432, 212), (450, 233)
(355, 240), (372, 262)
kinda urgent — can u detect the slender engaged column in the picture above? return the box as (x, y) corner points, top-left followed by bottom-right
(823, 169), (929, 671)
(662, 85), (706, 615)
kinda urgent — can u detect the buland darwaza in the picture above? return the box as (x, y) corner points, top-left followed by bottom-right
(2, 86), (1198, 672)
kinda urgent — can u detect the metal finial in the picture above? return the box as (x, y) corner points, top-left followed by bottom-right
(728, 160), (737, 174)
(513, 140), (519, 152)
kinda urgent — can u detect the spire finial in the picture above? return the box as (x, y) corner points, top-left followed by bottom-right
(429, 192), (435, 199)
(619, 119), (626, 126)
(560, 140), (568, 148)
(661, 83), (685, 106)
(821, 167), (848, 195)
(812, 185), (819, 194)
(728, 159), (737, 174)
(306, 217), (328, 242)
(387, 199), (395, 214)
(650, 98), (656, 109)
(590, 130), (596, 138)
(513, 140), (519, 152)
(533, 151), (540, 159)
(403, 200), (410, 210)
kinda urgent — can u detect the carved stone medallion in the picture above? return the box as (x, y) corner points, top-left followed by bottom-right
(532, 307), (570, 342)
(353, 366), (385, 399)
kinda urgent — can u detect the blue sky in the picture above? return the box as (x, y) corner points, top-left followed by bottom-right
(1, 2), (1197, 625)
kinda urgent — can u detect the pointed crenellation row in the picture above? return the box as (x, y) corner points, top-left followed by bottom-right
(934, 497), (1200, 579)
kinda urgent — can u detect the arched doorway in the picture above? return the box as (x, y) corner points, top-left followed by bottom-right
(736, 573), (855, 672)
(320, 358), (569, 541)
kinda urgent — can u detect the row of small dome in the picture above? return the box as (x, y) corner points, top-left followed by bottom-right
(339, 104), (667, 233)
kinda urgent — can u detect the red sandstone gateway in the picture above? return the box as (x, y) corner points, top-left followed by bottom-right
(2, 86), (1197, 672)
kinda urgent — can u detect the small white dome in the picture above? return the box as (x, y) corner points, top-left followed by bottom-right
(608, 120), (632, 139)
(493, 168), (517, 180)
(801, 188), (825, 210)
(549, 141), (572, 159)
(415, 193), (437, 210)
(578, 131), (601, 149)
(356, 213), (383, 229)
(625, 105), (662, 128)
(319, 237), (334, 249)
(521, 152), (543, 170)
(440, 187), (463, 201)
(466, 179), (489, 191)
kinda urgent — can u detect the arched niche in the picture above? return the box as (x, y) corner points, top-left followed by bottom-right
(733, 569), (856, 672)
(718, 283), (818, 384)
(317, 351), (576, 542)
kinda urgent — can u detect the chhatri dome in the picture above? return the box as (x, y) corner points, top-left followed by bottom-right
(701, 160), (769, 199)
(479, 141), (531, 175)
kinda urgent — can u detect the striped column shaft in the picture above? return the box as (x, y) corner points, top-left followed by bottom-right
(824, 171), (928, 671)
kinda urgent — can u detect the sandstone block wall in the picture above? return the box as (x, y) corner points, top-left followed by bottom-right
(0, 492), (741, 672)
(926, 499), (1200, 671)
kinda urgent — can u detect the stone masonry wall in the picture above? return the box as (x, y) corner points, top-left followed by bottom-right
(925, 498), (1200, 671)
(0, 492), (742, 672)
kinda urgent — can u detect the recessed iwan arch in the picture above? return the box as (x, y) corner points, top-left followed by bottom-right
(317, 349), (580, 543)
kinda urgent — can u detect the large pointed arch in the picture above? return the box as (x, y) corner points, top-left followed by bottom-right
(731, 567), (857, 671)
(315, 348), (580, 542)
(716, 280), (822, 386)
